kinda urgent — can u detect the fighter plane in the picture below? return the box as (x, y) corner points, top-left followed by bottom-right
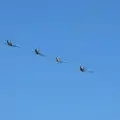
(56, 56), (68, 63)
(80, 65), (93, 73)
(33, 48), (45, 56)
(4, 40), (20, 48)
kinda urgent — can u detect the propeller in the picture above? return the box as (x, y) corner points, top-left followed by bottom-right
(80, 64), (93, 73)
(56, 56), (68, 64)
(4, 40), (20, 48)
(33, 48), (46, 57)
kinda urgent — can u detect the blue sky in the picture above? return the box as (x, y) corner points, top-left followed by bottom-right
(0, 0), (120, 119)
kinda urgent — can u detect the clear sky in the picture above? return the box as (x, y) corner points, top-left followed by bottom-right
(0, 0), (120, 119)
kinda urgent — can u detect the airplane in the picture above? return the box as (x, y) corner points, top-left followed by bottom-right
(4, 40), (20, 48)
(33, 48), (45, 56)
(56, 56), (68, 63)
(80, 65), (93, 73)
